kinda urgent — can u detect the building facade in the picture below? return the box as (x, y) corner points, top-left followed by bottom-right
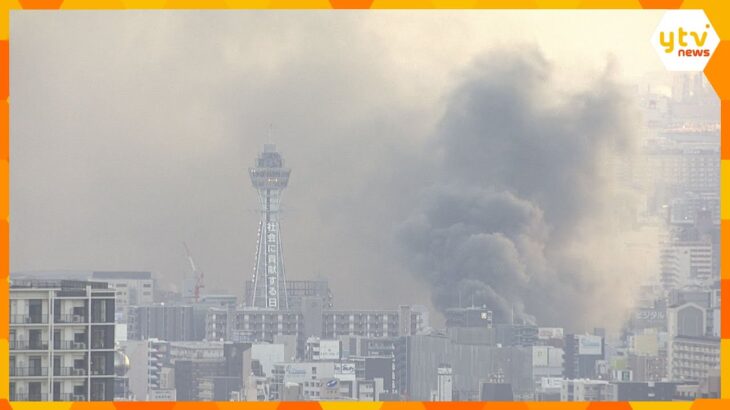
(9, 280), (116, 401)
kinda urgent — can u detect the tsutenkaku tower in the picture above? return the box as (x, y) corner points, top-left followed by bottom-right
(248, 144), (291, 309)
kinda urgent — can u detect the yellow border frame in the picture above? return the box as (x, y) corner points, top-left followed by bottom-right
(0, 0), (727, 408)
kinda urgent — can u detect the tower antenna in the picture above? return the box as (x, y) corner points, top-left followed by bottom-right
(248, 144), (291, 309)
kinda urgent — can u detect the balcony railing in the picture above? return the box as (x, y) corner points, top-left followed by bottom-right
(10, 340), (49, 350)
(10, 367), (48, 377)
(90, 315), (114, 324)
(90, 367), (113, 376)
(54, 367), (87, 377)
(54, 341), (88, 350)
(10, 315), (48, 324)
(54, 314), (87, 324)
(11, 393), (49, 401)
(90, 338), (113, 350)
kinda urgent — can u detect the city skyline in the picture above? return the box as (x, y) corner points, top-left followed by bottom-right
(8, 10), (722, 402)
(10, 11), (677, 322)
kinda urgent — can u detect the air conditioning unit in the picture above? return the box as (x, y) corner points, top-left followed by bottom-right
(72, 342), (85, 350)
(72, 395), (86, 401)
(72, 315), (84, 323)
(72, 368), (85, 376)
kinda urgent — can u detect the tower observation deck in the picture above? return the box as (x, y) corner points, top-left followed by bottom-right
(248, 144), (291, 309)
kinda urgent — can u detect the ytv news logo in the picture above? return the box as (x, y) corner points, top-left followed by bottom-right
(651, 10), (719, 71)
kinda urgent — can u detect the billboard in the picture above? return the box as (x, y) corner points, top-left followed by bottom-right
(334, 362), (356, 375)
(537, 327), (564, 340)
(319, 340), (341, 360)
(578, 335), (603, 355)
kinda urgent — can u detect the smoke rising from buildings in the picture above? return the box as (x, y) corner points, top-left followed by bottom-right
(11, 13), (662, 327)
(397, 49), (655, 331)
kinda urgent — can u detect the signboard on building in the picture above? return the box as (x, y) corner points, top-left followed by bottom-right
(540, 377), (563, 390)
(148, 389), (176, 401)
(632, 307), (667, 330)
(578, 335), (603, 355)
(537, 327), (564, 340)
(334, 362), (355, 374)
(319, 340), (340, 360)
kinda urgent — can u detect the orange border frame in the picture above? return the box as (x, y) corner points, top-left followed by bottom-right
(0, 0), (727, 409)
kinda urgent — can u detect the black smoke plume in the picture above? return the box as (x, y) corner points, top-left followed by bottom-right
(397, 48), (651, 331)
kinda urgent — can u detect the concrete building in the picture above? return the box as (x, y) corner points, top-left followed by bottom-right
(560, 379), (617, 401)
(660, 242), (713, 289)
(305, 337), (341, 361)
(395, 333), (533, 401)
(270, 362), (336, 400)
(173, 342), (250, 401)
(248, 343), (286, 377)
(613, 381), (678, 401)
(563, 334), (605, 380)
(205, 308), (304, 355)
(118, 338), (171, 401)
(444, 307), (492, 328)
(435, 364), (453, 401)
(90, 271), (154, 318)
(627, 353), (667, 382)
(127, 304), (203, 341)
(206, 306), (424, 359)
(667, 336), (720, 382)
(531, 345), (564, 382)
(322, 308), (423, 339)
(9, 279), (116, 401)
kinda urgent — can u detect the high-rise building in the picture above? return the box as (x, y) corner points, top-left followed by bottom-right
(666, 302), (720, 382)
(660, 242), (713, 289)
(562, 334), (605, 380)
(127, 304), (203, 341)
(9, 279), (116, 401)
(248, 144), (291, 310)
(322, 309), (424, 339)
(118, 338), (171, 401)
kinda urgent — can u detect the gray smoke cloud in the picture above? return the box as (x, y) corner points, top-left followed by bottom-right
(12, 13), (659, 330)
(397, 48), (653, 331)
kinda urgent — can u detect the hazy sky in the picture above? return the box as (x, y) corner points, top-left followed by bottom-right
(11, 10), (665, 319)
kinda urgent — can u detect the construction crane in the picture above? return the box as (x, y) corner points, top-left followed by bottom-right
(183, 242), (205, 303)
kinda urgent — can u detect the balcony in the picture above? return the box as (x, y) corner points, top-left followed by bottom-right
(54, 341), (87, 350)
(54, 314), (87, 324)
(11, 393), (49, 401)
(10, 315), (48, 325)
(54, 367), (87, 377)
(10, 367), (48, 377)
(90, 367), (113, 376)
(10, 340), (49, 350)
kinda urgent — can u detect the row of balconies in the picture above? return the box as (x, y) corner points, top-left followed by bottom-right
(10, 340), (111, 351)
(10, 366), (114, 377)
(10, 314), (113, 325)
(10, 367), (89, 377)
(10, 393), (49, 401)
(10, 393), (87, 402)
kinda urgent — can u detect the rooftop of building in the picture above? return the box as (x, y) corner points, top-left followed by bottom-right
(10, 278), (109, 290)
(91, 271), (153, 280)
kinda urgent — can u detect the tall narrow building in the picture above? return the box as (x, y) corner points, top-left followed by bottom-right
(248, 144), (291, 309)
